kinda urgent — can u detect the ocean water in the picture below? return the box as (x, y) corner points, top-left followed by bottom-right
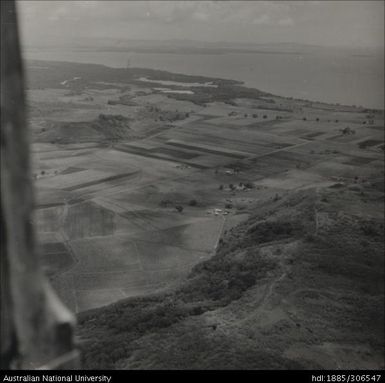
(23, 48), (384, 109)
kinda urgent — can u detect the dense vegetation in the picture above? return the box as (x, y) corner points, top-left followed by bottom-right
(164, 84), (269, 106)
(37, 114), (132, 144)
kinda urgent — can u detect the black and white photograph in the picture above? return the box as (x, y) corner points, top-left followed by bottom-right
(1, 0), (384, 375)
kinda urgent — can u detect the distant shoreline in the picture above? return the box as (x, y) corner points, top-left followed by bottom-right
(24, 46), (307, 56)
(25, 58), (384, 112)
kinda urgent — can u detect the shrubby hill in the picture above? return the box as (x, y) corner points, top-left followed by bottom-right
(36, 114), (133, 144)
(77, 181), (384, 369)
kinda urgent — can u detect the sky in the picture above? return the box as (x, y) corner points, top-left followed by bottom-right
(17, 1), (384, 49)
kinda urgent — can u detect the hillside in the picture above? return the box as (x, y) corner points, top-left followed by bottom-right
(77, 178), (384, 369)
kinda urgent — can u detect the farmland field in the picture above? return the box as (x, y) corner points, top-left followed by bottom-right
(26, 60), (384, 315)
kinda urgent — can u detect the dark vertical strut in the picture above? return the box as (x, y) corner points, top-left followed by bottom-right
(0, 0), (79, 369)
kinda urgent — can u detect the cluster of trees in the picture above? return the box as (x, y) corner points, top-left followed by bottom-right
(159, 199), (172, 208)
(167, 84), (267, 106)
(360, 222), (381, 237)
(153, 107), (189, 122)
(98, 113), (129, 124)
(301, 117), (324, 122)
(341, 127), (356, 135)
(159, 199), (199, 213)
(183, 248), (276, 304)
(226, 112), (285, 120)
(219, 182), (254, 191)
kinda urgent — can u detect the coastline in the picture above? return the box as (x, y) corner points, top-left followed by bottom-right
(25, 59), (384, 112)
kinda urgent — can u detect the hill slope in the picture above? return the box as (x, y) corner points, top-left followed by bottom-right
(77, 180), (384, 369)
